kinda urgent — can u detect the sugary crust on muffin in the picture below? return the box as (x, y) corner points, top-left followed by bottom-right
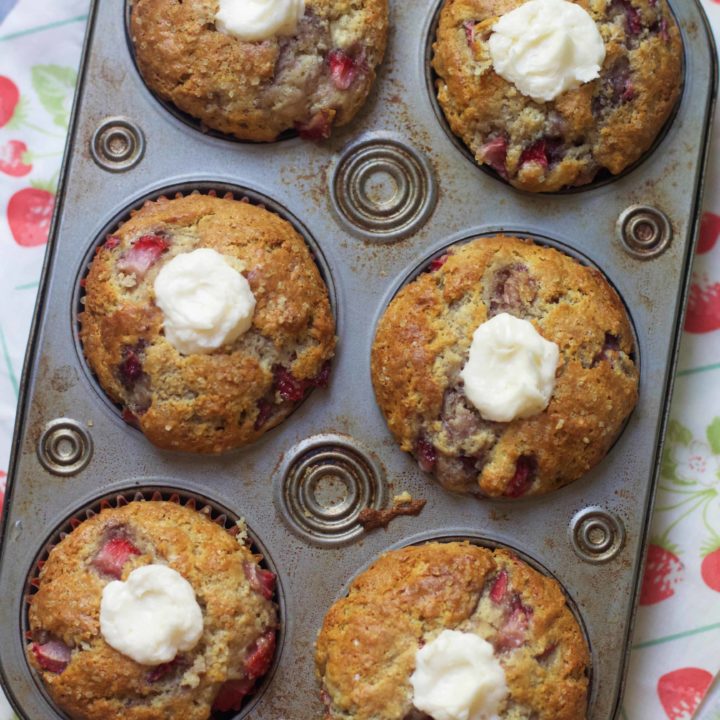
(27, 501), (277, 720)
(79, 193), (335, 453)
(371, 235), (638, 497)
(432, 0), (682, 191)
(130, 0), (388, 141)
(316, 542), (589, 720)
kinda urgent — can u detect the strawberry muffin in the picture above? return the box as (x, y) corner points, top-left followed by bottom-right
(79, 192), (335, 453)
(316, 541), (590, 719)
(371, 235), (638, 498)
(27, 499), (278, 720)
(432, 0), (682, 191)
(129, 0), (388, 141)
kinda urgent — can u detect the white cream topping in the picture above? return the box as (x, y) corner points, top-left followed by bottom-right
(410, 630), (508, 720)
(460, 313), (559, 423)
(487, 0), (606, 103)
(215, 0), (305, 42)
(100, 565), (204, 666)
(154, 248), (256, 356)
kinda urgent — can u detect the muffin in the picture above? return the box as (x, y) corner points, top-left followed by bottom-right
(371, 235), (638, 498)
(79, 192), (335, 453)
(316, 541), (589, 719)
(432, 0), (682, 191)
(27, 499), (278, 720)
(129, 0), (388, 141)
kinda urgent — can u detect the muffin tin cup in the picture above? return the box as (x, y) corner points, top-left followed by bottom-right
(326, 531), (595, 714)
(72, 182), (338, 440)
(19, 484), (285, 720)
(0, 0), (716, 718)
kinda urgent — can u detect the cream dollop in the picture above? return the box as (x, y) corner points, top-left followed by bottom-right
(460, 313), (559, 423)
(154, 248), (256, 356)
(215, 0), (305, 42)
(410, 630), (508, 720)
(487, 0), (606, 103)
(100, 565), (204, 666)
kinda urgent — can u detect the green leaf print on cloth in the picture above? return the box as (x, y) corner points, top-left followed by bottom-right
(30, 65), (76, 129)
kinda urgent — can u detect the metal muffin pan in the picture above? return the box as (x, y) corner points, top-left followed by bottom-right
(0, 0), (716, 717)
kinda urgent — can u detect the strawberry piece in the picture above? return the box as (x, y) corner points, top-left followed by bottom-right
(481, 136), (508, 177)
(275, 366), (308, 402)
(0, 140), (32, 177)
(504, 455), (537, 498)
(313, 361), (332, 389)
(243, 562), (276, 600)
(119, 348), (144, 389)
(122, 408), (140, 427)
(212, 677), (255, 713)
(244, 630), (276, 680)
(489, 569), (508, 603)
(495, 596), (532, 651)
(117, 234), (169, 279)
(32, 640), (71, 673)
(624, 2), (643, 34)
(328, 49), (358, 90)
(463, 20), (476, 45)
(254, 398), (275, 431)
(658, 668), (713, 720)
(639, 543), (684, 605)
(415, 438), (437, 473)
(428, 254), (449, 272)
(519, 140), (548, 169)
(147, 656), (183, 683)
(93, 535), (141, 578)
(659, 16), (669, 41)
(105, 235), (120, 250)
(296, 110), (334, 141)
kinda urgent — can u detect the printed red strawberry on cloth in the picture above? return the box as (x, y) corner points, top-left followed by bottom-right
(658, 668), (714, 720)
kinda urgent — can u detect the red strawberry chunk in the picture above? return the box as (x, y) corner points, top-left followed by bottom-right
(105, 235), (120, 250)
(481, 136), (508, 177)
(244, 630), (276, 680)
(504, 455), (537, 498)
(463, 20), (476, 45)
(254, 398), (275, 431)
(119, 349), (143, 388)
(328, 49), (358, 90)
(296, 110), (334, 141)
(313, 361), (332, 389)
(212, 677), (255, 712)
(275, 366), (308, 402)
(415, 438), (437, 473)
(243, 562), (276, 600)
(625, 2), (642, 34)
(519, 140), (548, 169)
(496, 597), (532, 651)
(489, 570), (508, 603)
(147, 656), (182, 683)
(93, 535), (141, 578)
(429, 254), (449, 272)
(117, 234), (169, 279)
(122, 408), (140, 427)
(32, 640), (71, 673)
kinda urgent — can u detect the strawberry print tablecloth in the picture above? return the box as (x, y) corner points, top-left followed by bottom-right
(1, 1), (720, 718)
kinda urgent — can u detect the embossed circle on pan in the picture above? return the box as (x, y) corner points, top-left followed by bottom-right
(275, 434), (388, 545)
(373, 230), (640, 498)
(37, 418), (93, 476)
(328, 530), (595, 715)
(72, 182), (337, 434)
(123, 3), (297, 144)
(23, 486), (284, 720)
(90, 117), (145, 172)
(422, 0), (685, 194)
(570, 507), (626, 563)
(330, 135), (437, 241)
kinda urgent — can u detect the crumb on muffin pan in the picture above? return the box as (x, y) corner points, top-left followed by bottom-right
(26, 499), (278, 720)
(432, 0), (683, 191)
(128, 0), (388, 141)
(371, 235), (639, 498)
(79, 191), (336, 454)
(316, 541), (590, 720)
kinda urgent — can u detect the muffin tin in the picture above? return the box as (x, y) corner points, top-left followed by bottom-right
(0, 0), (716, 718)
